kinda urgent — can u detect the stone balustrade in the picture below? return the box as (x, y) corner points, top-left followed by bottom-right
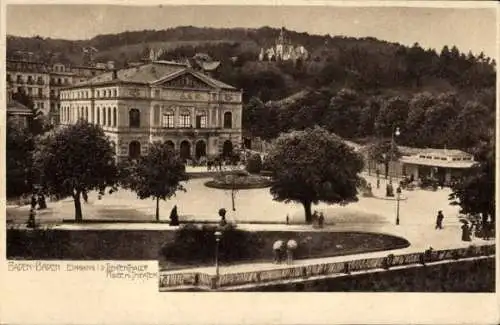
(159, 244), (496, 291)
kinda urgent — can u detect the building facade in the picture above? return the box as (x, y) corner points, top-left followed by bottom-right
(259, 27), (309, 62)
(6, 85), (32, 129)
(59, 61), (243, 162)
(6, 59), (112, 124)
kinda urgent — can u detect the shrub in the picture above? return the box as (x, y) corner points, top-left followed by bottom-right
(246, 153), (263, 174)
(160, 224), (261, 264)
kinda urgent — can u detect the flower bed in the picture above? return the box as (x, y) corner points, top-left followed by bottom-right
(204, 170), (272, 190)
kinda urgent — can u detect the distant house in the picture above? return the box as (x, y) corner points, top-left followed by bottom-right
(259, 27), (309, 63)
(7, 87), (32, 128)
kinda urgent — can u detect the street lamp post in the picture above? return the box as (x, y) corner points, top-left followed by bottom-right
(214, 231), (222, 284)
(396, 186), (402, 225)
(389, 126), (401, 182)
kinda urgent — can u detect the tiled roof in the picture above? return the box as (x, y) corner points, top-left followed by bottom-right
(71, 61), (236, 90)
(189, 70), (236, 90)
(74, 62), (187, 86)
(7, 100), (31, 115)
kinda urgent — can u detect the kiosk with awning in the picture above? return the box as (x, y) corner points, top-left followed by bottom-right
(400, 149), (476, 185)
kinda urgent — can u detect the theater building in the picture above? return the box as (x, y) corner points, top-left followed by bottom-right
(59, 61), (243, 161)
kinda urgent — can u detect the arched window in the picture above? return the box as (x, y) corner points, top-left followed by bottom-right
(223, 112), (232, 129)
(91, 106), (95, 123)
(113, 107), (117, 127)
(107, 107), (111, 126)
(97, 106), (101, 125)
(85, 107), (89, 121)
(129, 141), (141, 159)
(129, 109), (140, 128)
(113, 89), (117, 97)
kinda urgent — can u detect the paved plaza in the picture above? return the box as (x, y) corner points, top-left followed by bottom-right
(7, 173), (460, 227)
(7, 169), (495, 276)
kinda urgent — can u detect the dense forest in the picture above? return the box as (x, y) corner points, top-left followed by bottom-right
(7, 26), (496, 151)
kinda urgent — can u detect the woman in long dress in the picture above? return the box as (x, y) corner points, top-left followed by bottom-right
(286, 239), (298, 264)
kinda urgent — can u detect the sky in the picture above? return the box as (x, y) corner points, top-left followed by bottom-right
(5, 4), (498, 57)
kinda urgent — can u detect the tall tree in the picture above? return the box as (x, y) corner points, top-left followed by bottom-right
(366, 140), (402, 179)
(374, 96), (409, 139)
(6, 120), (33, 198)
(405, 92), (436, 146)
(449, 136), (495, 226)
(325, 88), (363, 139)
(265, 126), (364, 223)
(120, 142), (189, 221)
(33, 121), (118, 221)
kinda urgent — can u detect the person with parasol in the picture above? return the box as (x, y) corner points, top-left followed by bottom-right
(272, 240), (284, 264)
(286, 239), (298, 265)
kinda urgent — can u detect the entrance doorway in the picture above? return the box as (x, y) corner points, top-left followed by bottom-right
(180, 141), (191, 161)
(222, 140), (233, 159)
(195, 140), (207, 160)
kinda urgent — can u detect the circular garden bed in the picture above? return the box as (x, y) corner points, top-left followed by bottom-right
(204, 170), (272, 190)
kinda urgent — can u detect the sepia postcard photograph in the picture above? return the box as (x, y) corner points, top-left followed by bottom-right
(1, 1), (499, 324)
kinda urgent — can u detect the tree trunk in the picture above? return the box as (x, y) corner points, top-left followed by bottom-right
(384, 162), (389, 179)
(73, 191), (83, 222)
(303, 200), (312, 224)
(231, 189), (236, 211)
(155, 197), (160, 222)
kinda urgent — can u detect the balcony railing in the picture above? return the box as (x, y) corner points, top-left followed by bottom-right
(159, 244), (496, 291)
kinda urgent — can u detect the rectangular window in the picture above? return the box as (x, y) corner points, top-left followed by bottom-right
(196, 115), (207, 128)
(178, 114), (191, 128)
(162, 114), (175, 128)
(154, 89), (160, 98)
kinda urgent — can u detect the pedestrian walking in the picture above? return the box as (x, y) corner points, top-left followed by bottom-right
(218, 208), (228, 227)
(461, 221), (471, 241)
(169, 205), (179, 226)
(30, 194), (37, 209)
(312, 210), (319, 226)
(286, 239), (298, 265)
(318, 212), (325, 228)
(435, 210), (444, 230)
(27, 208), (36, 228)
(273, 240), (284, 264)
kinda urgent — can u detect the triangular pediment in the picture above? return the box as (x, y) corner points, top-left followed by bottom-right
(155, 70), (214, 89)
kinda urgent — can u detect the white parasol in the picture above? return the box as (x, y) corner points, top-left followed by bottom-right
(287, 239), (298, 250)
(273, 240), (284, 250)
